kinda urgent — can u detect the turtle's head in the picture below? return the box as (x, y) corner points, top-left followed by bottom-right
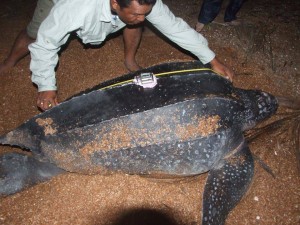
(238, 89), (278, 130)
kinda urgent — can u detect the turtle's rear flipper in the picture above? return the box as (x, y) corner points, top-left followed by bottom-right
(202, 141), (254, 225)
(0, 153), (65, 196)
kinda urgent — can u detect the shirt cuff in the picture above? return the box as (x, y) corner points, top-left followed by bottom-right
(37, 85), (57, 92)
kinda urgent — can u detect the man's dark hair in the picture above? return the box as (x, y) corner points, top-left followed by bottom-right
(116, 0), (157, 9)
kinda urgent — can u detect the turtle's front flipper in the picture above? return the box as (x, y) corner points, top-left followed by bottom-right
(202, 141), (254, 225)
(0, 153), (65, 196)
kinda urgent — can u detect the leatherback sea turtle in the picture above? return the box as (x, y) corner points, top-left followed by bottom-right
(0, 61), (279, 225)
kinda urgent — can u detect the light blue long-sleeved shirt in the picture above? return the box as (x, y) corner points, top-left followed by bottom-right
(29, 0), (215, 91)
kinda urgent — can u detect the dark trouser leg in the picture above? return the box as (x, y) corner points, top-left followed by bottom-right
(198, 0), (223, 24)
(224, 0), (245, 22)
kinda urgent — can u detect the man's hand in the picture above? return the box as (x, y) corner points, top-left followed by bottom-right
(209, 57), (234, 81)
(37, 90), (58, 111)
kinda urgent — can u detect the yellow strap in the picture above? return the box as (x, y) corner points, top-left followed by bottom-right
(100, 68), (215, 90)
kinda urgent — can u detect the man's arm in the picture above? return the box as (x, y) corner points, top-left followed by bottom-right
(123, 25), (143, 72)
(146, 0), (234, 79)
(29, 1), (83, 110)
(29, 21), (69, 110)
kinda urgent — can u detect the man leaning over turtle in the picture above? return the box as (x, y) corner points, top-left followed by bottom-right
(0, 0), (234, 111)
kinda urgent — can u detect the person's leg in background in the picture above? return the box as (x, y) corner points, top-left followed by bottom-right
(224, 0), (245, 25)
(0, 0), (54, 74)
(195, 0), (223, 32)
